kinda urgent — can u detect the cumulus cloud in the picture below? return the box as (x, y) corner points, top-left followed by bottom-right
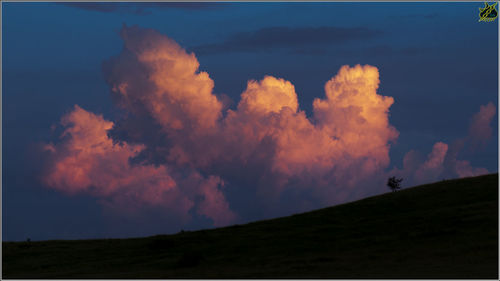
(238, 76), (299, 114)
(414, 142), (448, 183)
(313, 65), (398, 171)
(43, 105), (235, 226)
(104, 25), (223, 132)
(468, 102), (496, 150)
(41, 25), (495, 233)
(391, 102), (495, 186)
(443, 139), (489, 179)
(216, 64), (399, 208)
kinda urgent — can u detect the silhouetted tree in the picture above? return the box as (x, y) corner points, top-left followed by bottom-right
(387, 176), (403, 192)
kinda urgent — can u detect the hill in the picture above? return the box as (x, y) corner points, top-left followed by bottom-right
(2, 173), (498, 278)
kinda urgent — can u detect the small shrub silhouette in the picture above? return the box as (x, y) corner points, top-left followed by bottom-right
(19, 238), (32, 249)
(387, 176), (403, 192)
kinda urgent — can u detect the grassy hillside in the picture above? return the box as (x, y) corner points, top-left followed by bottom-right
(3, 174), (498, 278)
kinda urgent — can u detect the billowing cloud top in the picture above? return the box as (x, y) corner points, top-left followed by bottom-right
(239, 76), (299, 114)
(105, 25), (222, 131)
(41, 25), (495, 232)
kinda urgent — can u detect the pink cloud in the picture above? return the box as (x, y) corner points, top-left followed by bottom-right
(468, 102), (496, 150)
(414, 142), (448, 183)
(40, 25), (413, 226)
(390, 102), (495, 186)
(41, 25), (495, 231)
(104, 25), (223, 132)
(43, 105), (235, 225)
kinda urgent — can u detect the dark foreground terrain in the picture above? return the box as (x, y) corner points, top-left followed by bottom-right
(3, 174), (498, 278)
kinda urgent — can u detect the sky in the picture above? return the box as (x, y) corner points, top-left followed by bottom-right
(2, 2), (498, 241)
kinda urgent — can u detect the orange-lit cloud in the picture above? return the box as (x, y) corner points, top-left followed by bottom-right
(238, 76), (299, 114)
(41, 25), (495, 230)
(313, 65), (399, 175)
(104, 25), (223, 131)
(43, 105), (235, 225)
(103, 26), (399, 197)
(215, 64), (399, 207)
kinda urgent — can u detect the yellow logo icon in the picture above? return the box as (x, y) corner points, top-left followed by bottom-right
(479, 2), (498, 22)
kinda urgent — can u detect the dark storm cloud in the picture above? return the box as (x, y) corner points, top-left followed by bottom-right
(296, 45), (431, 57)
(365, 45), (431, 57)
(387, 13), (439, 20)
(191, 26), (383, 55)
(63, 3), (121, 13)
(145, 2), (226, 10)
(62, 2), (226, 15)
(284, 45), (430, 57)
(292, 48), (328, 55)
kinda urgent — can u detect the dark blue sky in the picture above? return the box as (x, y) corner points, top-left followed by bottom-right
(3, 2), (498, 241)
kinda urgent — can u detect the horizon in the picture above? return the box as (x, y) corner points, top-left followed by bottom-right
(2, 2), (498, 241)
(4, 172), (498, 242)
